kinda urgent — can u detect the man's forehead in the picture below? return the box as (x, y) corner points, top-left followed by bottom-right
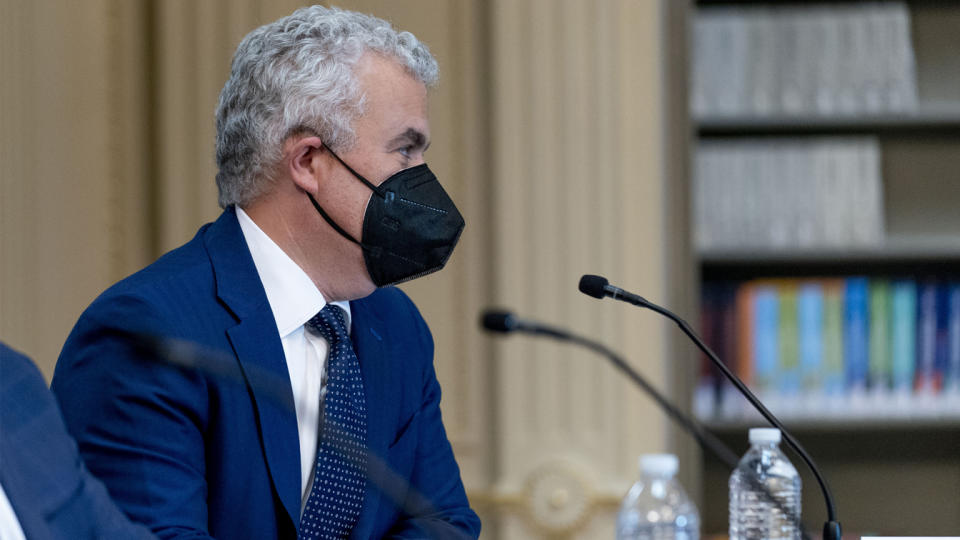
(352, 53), (430, 144)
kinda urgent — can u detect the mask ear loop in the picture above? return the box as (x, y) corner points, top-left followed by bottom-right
(306, 193), (362, 246)
(324, 145), (387, 199)
(305, 190), (385, 263)
(299, 140), (383, 246)
(301, 139), (388, 255)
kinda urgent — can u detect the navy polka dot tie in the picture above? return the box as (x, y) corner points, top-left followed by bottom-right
(299, 304), (367, 539)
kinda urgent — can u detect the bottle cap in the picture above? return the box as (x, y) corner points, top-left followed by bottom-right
(639, 453), (678, 476)
(749, 427), (781, 444)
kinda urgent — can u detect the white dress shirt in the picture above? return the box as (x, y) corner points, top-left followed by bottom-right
(0, 482), (26, 540)
(235, 207), (351, 516)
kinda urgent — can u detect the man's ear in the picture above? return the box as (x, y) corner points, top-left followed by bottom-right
(286, 135), (329, 195)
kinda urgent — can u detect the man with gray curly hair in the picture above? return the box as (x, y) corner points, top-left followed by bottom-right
(53, 5), (478, 539)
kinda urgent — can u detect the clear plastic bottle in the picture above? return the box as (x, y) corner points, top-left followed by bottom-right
(616, 454), (700, 540)
(728, 428), (802, 540)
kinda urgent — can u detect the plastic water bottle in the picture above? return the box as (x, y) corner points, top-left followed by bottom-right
(729, 428), (802, 540)
(616, 454), (700, 540)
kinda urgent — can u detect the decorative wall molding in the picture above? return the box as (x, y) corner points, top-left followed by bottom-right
(485, 0), (688, 537)
(470, 458), (625, 536)
(0, 3), (689, 538)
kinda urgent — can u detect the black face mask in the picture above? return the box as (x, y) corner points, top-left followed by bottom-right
(307, 148), (465, 287)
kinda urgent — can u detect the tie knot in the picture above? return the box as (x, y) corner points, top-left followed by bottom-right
(307, 304), (348, 344)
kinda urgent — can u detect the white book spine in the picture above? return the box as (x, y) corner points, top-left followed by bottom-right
(835, 7), (860, 114)
(815, 8), (841, 115)
(888, 2), (919, 112)
(691, 16), (710, 118)
(750, 9), (778, 116)
(863, 5), (887, 113)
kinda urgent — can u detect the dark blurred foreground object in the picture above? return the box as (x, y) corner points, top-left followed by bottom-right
(0, 342), (155, 540)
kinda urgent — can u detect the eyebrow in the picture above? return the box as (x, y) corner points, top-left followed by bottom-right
(387, 128), (430, 152)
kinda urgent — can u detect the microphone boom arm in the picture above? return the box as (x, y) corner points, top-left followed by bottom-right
(581, 275), (841, 540)
(563, 332), (741, 469)
(481, 309), (812, 539)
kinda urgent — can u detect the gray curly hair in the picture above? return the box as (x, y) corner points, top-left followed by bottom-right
(214, 5), (439, 208)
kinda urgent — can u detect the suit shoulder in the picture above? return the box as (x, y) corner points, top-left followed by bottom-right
(103, 226), (214, 298)
(0, 342), (33, 371)
(82, 225), (219, 325)
(0, 342), (47, 396)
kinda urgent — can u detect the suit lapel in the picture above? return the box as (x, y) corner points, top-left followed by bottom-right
(205, 208), (301, 529)
(349, 297), (389, 538)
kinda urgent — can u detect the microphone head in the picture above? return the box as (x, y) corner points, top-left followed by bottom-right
(578, 274), (609, 299)
(480, 310), (517, 333)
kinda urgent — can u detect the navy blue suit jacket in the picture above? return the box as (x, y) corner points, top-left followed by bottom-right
(0, 343), (155, 539)
(51, 208), (479, 539)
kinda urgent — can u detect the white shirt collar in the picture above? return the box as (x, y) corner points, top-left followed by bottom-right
(235, 207), (351, 337)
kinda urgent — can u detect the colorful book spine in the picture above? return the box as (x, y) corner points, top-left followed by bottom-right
(698, 275), (960, 419)
(935, 284), (951, 392)
(916, 281), (937, 393)
(778, 281), (800, 396)
(798, 282), (824, 395)
(844, 277), (870, 393)
(822, 279), (846, 397)
(696, 282), (720, 418)
(890, 279), (917, 393)
(949, 283), (960, 393)
(868, 279), (892, 393)
(735, 283), (756, 387)
(753, 285), (780, 396)
(719, 282), (739, 386)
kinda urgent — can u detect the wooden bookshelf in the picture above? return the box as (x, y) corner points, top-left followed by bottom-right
(705, 417), (960, 433)
(696, 0), (955, 5)
(690, 0), (960, 536)
(697, 108), (960, 136)
(699, 238), (960, 280)
(700, 238), (960, 264)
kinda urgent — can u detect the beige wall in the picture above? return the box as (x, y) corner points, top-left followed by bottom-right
(2, 0), (151, 374)
(0, 1), (691, 537)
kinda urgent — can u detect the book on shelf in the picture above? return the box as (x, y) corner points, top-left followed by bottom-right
(844, 277), (869, 403)
(822, 279), (846, 404)
(753, 283), (779, 404)
(949, 286), (960, 403)
(916, 281), (937, 396)
(798, 282), (824, 405)
(693, 137), (883, 251)
(890, 279), (917, 401)
(868, 279), (893, 400)
(691, 2), (918, 119)
(695, 277), (960, 423)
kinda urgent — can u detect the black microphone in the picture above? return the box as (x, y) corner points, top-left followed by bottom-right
(480, 309), (741, 470)
(579, 274), (841, 540)
(481, 310), (569, 339)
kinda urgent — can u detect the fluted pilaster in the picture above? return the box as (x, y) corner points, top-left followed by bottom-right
(0, 0), (150, 375)
(486, 0), (688, 537)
